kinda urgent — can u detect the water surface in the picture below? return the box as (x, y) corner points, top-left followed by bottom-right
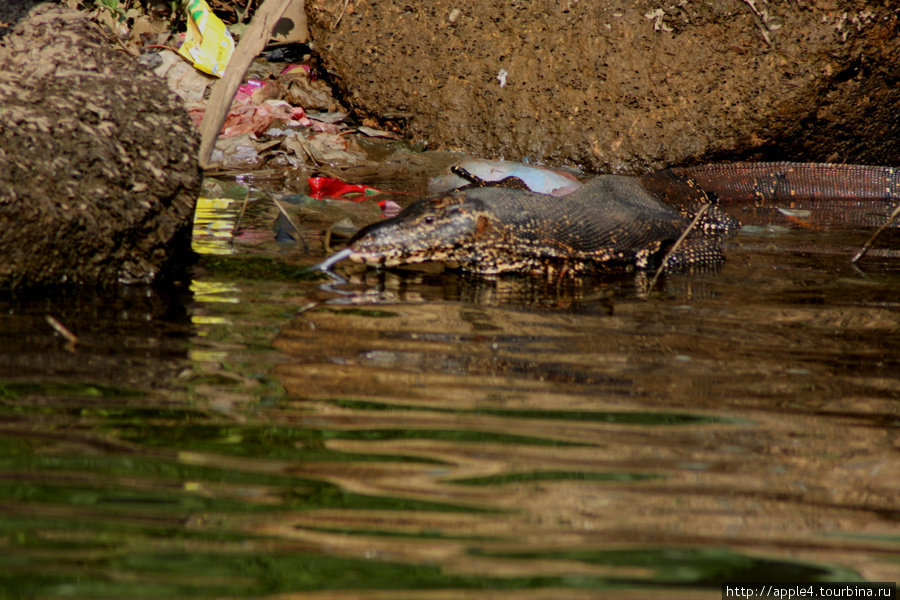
(1, 168), (899, 599)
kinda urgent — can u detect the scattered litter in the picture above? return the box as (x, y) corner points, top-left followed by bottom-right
(283, 134), (366, 166)
(178, 0), (235, 76)
(150, 8), (395, 173)
(776, 208), (812, 218)
(775, 207), (815, 229)
(140, 49), (215, 102)
(219, 99), (311, 138)
(306, 111), (349, 124)
(644, 8), (673, 32)
(209, 133), (268, 167)
(269, 193), (308, 249)
(273, 193), (384, 244)
(264, 45), (309, 63)
(309, 120), (346, 135)
(234, 79), (266, 102)
(429, 158), (582, 196)
(330, 218), (360, 238)
(308, 177), (392, 200)
(356, 126), (400, 139)
(269, 1), (310, 44)
(496, 68), (508, 87)
(277, 64), (341, 111)
(377, 199), (402, 218)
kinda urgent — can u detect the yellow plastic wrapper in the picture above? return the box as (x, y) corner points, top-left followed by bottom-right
(178, 0), (235, 77)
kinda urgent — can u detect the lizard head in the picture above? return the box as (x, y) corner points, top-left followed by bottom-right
(347, 191), (494, 268)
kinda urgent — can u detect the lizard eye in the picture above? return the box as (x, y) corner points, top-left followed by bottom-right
(423, 216), (435, 224)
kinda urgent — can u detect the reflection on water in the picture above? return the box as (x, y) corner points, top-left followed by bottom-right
(1, 187), (899, 598)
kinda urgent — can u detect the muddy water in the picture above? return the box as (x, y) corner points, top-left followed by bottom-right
(1, 168), (899, 598)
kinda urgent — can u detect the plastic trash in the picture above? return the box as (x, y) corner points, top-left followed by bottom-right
(234, 79), (265, 102)
(429, 158), (583, 196)
(308, 177), (386, 200)
(305, 178), (404, 217)
(178, 0), (235, 76)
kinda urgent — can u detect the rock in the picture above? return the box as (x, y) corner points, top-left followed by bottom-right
(0, 4), (201, 288)
(306, 0), (900, 173)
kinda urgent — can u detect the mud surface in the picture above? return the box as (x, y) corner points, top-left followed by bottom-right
(308, 0), (900, 173)
(0, 4), (201, 287)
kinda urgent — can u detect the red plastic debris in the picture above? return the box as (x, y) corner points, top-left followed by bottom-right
(234, 79), (265, 102)
(307, 177), (388, 200)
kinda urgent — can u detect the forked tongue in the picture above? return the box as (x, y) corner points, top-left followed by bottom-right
(307, 248), (353, 272)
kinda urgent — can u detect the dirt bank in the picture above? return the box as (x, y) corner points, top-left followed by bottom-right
(0, 4), (201, 288)
(307, 0), (900, 173)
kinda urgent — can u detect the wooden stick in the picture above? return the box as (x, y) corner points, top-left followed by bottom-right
(333, 0), (350, 29)
(649, 203), (711, 290)
(851, 201), (900, 264)
(198, 0), (299, 168)
(46, 315), (78, 345)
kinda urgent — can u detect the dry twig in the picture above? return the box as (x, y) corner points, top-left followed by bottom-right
(46, 315), (79, 352)
(851, 201), (900, 264)
(333, 0), (350, 30)
(649, 203), (711, 290)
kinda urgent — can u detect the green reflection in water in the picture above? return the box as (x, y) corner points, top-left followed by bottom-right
(200, 255), (315, 281)
(0, 545), (863, 599)
(0, 455), (484, 515)
(470, 547), (864, 584)
(0, 552), (576, 599)
(0, 474), (485, 515)
(825, 532), (900, 545)
(322, 307), (401, 318)
(451, 471), (660, 485)
(326, 428), (593, 447)
(334, 399), (740, 425)
(0, 480), (241, 512)
(0, 382), (140, 400)
(296, 525), (491, 541)
(112, 424), (447, 464)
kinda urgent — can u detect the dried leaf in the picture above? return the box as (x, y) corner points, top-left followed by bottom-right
(356, 126), (400, 139)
